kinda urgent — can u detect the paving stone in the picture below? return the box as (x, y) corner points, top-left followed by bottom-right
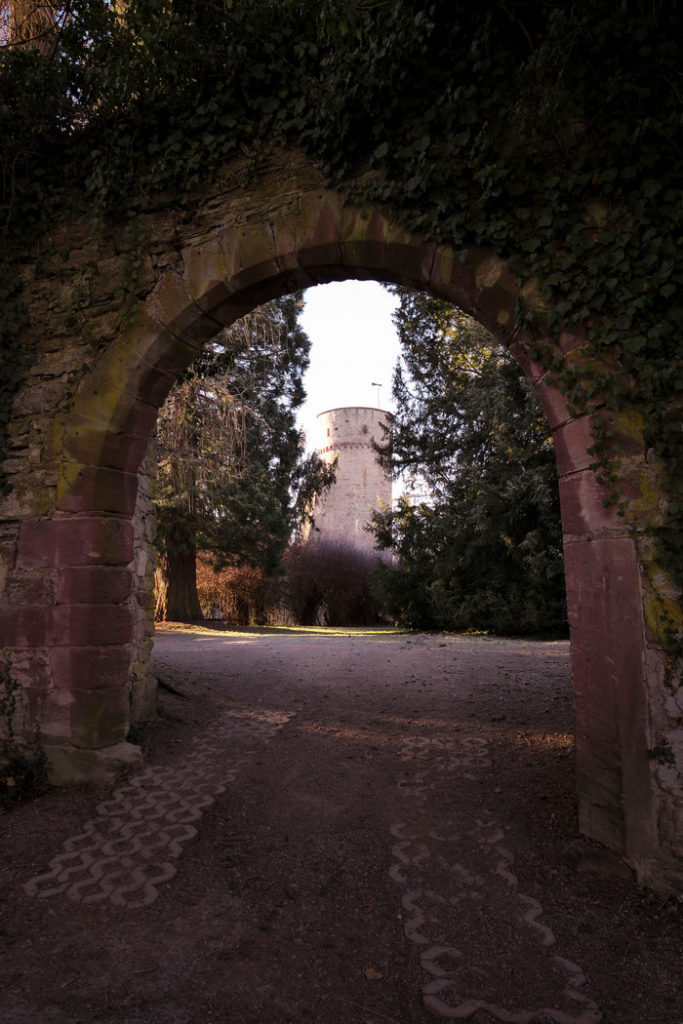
(390, 731), (603, 1023)
(23, 707), (292, 909)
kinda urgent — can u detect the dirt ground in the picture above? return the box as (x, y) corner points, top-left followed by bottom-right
(1, 624), (681, 1024)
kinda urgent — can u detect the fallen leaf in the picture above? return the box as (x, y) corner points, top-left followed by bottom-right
(363, 966), (383, 980)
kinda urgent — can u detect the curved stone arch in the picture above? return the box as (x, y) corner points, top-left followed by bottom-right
(58, 198), (567, 513)
(3, 155), (677, 890)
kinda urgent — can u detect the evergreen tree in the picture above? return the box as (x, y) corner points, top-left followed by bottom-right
(153, 294), (333, 622)
(372, 290), (566, 636)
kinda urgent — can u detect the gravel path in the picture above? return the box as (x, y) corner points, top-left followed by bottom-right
(1, 624), (681, 1023)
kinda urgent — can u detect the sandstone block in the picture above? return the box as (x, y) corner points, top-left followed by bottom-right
(18, 517), (134, 569)
(147, 269), (218, 345)
(68, 685), (131, 748)
(553, 416), (596, 478)
(45, 740), (142, 786)
(50, 645), (131, 691)
(62, 418), (150, 475)
(51, 604), (134, 647)
(57, 465), (139, 516)
(182, 236), (232, 310)
(558, 470), (623, 537)
(566, 536), (656, 864)
(56, 566), (132, 605)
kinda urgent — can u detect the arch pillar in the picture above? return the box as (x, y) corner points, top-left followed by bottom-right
(551, 421), (661, 877)
(3, 516), (142, 782)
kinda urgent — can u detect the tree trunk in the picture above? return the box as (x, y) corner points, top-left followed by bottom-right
(162, 522), (204, 622)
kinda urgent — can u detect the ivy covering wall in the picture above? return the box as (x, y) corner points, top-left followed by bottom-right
(0, 0), (681, 595)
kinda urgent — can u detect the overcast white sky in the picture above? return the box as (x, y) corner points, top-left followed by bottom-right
(296, 280), (401, 452)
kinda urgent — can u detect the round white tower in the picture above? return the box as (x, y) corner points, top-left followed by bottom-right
(307, 406), (392, 549)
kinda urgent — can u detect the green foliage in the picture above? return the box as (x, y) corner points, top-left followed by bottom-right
(0, 1), (681, 590)
(371, 290), (566, 636)
(647, 739), (675, 768)
(153, 294), (333, 619)
(0, 655), (48, 803)
(0, 267), (29, 495)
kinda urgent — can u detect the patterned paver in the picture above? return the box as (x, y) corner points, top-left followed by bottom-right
(22, 689), (603, 1020)
(23, 708), (292, 909)
(391, 733), (603, 1023)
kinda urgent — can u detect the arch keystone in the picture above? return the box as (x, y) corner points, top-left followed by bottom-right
(270, 190), (344, 277)
(181, 236), (233, 314)
(218, 221), (282, 296)
(339, 207), (433, 281)
(147, 270), (220, 345)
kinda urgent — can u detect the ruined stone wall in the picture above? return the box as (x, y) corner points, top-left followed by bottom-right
(0, 150), (679, 889)
(0, 215), (155, 782)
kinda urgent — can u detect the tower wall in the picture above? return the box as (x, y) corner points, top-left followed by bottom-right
(309, 406), (392, 549)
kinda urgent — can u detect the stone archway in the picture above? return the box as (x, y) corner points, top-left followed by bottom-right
(0, 152), (679, 891)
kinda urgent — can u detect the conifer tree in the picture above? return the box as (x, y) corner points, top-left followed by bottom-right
(153, 294), (333, 622)
(372, 290), (566, 636)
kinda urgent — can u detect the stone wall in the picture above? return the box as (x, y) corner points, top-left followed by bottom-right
(129, 452), (157, 727)
(0, 149), (679, 890)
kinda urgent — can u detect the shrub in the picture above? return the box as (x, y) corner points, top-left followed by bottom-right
(195, 557), (290, 626)
(286, 538), (388, 626)
(0, 657), (48, 804)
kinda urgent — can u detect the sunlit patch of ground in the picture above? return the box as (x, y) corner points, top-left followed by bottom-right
(155, 620), (411, 638)
(155, 621), (569, 645)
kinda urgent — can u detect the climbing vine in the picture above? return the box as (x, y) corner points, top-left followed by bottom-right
(0, 1), (681, 619)
(0, 653), (47, 800)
